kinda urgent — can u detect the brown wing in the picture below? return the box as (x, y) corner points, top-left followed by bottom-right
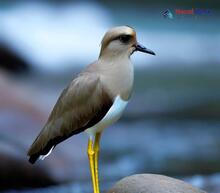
(28, 72), (113, 164)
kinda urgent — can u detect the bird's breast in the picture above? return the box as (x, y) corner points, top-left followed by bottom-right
(85, 95), (128, 136)
(101, 59), (134, 101)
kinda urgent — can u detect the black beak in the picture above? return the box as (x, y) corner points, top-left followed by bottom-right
(135, 43), (155, 55)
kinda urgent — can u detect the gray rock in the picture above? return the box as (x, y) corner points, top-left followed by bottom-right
(107, 174), (206, 193)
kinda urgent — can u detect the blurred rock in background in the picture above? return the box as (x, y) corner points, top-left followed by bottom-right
(0, 44), (30, 74)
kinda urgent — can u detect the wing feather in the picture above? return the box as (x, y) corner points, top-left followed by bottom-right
(28, 72), (113, 163)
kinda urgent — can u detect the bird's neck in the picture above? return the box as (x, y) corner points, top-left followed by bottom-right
(98, 54), (134, 101)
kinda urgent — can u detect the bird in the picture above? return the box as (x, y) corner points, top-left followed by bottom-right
(27, 26), (155, 193)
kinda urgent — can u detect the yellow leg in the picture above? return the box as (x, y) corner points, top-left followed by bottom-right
(94, 133), (101, 193)
(87, 138), (97, 193)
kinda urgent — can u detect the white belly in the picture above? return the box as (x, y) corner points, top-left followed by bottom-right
(85, 95), (128, 137)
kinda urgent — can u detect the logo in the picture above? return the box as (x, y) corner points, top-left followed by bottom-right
(162, 8), (211, 19)
(175, 8), (211, 15)
(163, 9), (174, 19)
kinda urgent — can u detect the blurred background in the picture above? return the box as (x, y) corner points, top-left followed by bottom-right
(0, 0), (220, 193)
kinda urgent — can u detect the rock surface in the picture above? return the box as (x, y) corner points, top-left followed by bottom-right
(107, 174), (206, 193)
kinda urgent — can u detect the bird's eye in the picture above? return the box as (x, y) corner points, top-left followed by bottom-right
(118, 35), (131, 44)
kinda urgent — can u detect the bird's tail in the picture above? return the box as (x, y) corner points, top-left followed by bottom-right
(27, 127), (52, 164)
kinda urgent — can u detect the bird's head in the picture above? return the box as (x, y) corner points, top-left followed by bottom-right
(99, 26), (155, 58)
